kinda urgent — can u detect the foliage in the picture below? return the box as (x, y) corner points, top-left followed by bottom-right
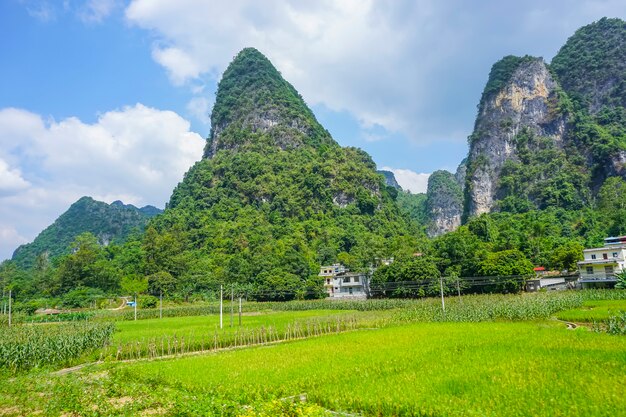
(206, 47), (334, 157)
(552, 17), (626, 111)
(0, 322), (114, 372)
(61, 286), (105, 308)
(616, 269), (626, 289)
(395, 191), (428, 225)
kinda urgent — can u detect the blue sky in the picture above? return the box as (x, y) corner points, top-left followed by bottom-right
(1, 0), (625, 260)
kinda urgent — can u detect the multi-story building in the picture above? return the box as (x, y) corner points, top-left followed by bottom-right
(320, 264), (369, 298)
(577, 236), (625, 288)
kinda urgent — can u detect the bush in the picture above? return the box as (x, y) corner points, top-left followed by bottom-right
(61, 287), (105, 308)
(139, 295), (158, 309)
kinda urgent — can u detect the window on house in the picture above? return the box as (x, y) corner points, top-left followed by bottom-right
(353, 276), (360, 283)
(605, 265), (614, 275)
(326, 279), (330, 284)
(591, 254), (597, 260)
(603, 253), (608, 260)
(613, 252), (618, 258)
(343, 277), (350, 283)
(586, 267), (593, 274)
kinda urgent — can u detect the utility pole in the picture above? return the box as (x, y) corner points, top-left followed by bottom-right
(456, 276), (461, 299)
(219, 285), (223, 329)
(134, 294), (137, 321)
(159, 290), (163, 319)
(8, 290), (12, 327)
(238, 296), (242, 326)
(439, 276), (445, 316)
(230, 285), (234, 327)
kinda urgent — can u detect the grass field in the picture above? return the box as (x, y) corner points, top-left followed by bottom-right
(555, 299), (626, 322)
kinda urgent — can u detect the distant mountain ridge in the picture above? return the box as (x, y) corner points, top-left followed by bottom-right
(12, 196), (162, 268)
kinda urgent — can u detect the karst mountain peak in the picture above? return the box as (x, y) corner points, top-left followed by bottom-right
(203, 47), (337, 159)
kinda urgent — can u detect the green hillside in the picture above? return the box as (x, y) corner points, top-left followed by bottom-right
(11, 197), (161, 269)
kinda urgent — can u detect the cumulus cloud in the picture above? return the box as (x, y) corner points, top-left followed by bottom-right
(124, 0), (626, 146)
(0, 159), (30, 196)
(381, 167), (430, 194)
(0, 104), (205, 260)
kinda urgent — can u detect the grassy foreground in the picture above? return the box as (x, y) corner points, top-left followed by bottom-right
(2, 320), (625, 416)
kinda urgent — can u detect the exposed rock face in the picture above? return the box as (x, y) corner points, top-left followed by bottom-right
(377, 170), (402, 190)
(455, 159), (467, 186)
(465, 57), (566, 217)
(426, 170), (463, 237)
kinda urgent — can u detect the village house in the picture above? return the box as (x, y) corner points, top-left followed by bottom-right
(320, 264), (369, 299)
(577, 236), (626, 288)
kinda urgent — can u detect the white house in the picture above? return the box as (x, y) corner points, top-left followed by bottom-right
(320, 264), (369, 298)
(577, 236), (625, 288)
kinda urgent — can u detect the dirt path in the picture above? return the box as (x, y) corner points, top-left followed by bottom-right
(109, 297), (129, 311)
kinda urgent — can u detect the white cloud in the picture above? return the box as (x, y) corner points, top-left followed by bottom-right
(22, 0), (57, 22)
(0, 226), (28, 260)
(381, 167), (430, 194)
(77, 0), (119, 23)
(0, 104), (205, 260)
(186, 96), (213, 125)
(0, 159), (30, 196)
(153, 47), (203, 85)
(124, 0), (626, 147)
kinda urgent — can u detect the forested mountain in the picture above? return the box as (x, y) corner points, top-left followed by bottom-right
(139, 48), (421, 298)
(11, 197), (161, 269)
(422, 17), (626, 238)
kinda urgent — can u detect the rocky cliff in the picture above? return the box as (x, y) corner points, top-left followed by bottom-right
(378, 170), (402, 190)
(464, 56), (566, 217)
(425, 170), (463, 236)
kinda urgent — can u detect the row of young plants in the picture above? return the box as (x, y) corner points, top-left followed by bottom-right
(104, 315), (367, 361)
(90, 298), (422, 322)
(98, 289), (626, 322)
(0, 321), (115, 372)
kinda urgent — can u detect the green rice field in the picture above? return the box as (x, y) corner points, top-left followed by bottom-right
(555, 299), (626, 322)
(2, 291), (626, 416)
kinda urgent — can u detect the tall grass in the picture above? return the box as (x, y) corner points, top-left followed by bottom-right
(0, 322), (115, 372)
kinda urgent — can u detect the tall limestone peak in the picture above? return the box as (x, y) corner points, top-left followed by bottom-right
(552, 17), (626, 112)
(157, 49), (420, 291)
(464, 55), (566, 217)
(204, 47), (335, 158)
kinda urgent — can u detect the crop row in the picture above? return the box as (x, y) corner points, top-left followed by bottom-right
(0, 322), (115, 372)
(88, 289), (626, 322)
(104, 315), (363, 361)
